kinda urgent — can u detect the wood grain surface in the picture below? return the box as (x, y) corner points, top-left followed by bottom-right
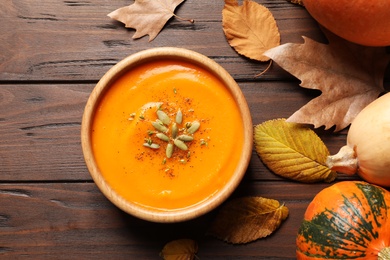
(0, 0), (389, 259)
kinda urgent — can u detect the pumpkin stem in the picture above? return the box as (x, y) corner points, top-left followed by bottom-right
(378, 247), (390, 260)
(326, 145), (357, 175)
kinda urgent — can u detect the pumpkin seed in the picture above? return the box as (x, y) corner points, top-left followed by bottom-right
(176, 109), (183, 124)
(200, 139), (208, 146)
(143, 143), (160, 149)
(187, 121), (200, 134)
(128, 113), (136, 121)
(171, 123), (178, 139)
(177, 135), (194, 142)
(145, 137), (153, 145)
(157, 110), (170, 125)
(174, 139), (188, 151)
(156, 133), (170, 142)
(166, 143), (174, 158)
(200, 139), (209, 146)
(152, 121), (168, 133)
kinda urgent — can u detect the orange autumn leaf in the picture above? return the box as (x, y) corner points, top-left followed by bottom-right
(264, 30), (390, 131)
(208, 197), (289, 244)
(108, 0), (188, 42)
(222, 0), (280, 61)
(160, 239), (198, 260)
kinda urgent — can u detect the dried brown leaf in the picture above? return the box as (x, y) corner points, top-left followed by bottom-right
(222, 0), (280, 61)
(160, 239), (198, 260)
(264, 30), (390, 131)
(108, 0), (186, 42)
(208, 197), (289, 244)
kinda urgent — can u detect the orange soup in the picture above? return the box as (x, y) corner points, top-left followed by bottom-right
(91, 59), (244, 211)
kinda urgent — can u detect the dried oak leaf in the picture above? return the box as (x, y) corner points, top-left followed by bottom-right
(160, 239), (198, 260)
(254, 119), (336, 183)
(108, 0), (186, 42)
(208, 197), (288, 244)
(222, 0), (280, 61)
(264, 30), (390, 131)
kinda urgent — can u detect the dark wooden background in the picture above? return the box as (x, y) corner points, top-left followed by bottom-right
(1, 0), (389, 259)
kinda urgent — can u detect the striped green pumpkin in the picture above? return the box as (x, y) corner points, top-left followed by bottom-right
(296, 181), (390, 259)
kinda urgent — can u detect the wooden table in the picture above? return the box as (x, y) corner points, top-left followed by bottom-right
(1, 1), (389, 259)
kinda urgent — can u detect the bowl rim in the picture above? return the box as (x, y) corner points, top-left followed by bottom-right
(81, 47), (253, 223)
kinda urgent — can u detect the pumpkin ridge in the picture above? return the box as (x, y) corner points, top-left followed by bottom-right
(341, 194), (378, 240)
(356, 182), (388, 228)
(298, 212), (368, 258)
(325, 207), (371, 247)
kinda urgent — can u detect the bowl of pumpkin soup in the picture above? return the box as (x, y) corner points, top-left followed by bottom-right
(81, 47), (252, 222)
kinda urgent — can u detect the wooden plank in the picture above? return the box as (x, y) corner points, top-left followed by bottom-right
(0, 84), (93, 180)
(1, 1), (388, 259)
(0, 181), (335, 259)
(0, 82), (350, 181)
(0, 0), (325, 81)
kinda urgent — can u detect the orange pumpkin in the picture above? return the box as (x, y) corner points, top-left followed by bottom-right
(296, 181), (390, 259)
(303, 0), (390, 46)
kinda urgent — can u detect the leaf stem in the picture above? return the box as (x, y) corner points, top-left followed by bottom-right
(173, 13), (194, 23)
(254, 60), (273, 78)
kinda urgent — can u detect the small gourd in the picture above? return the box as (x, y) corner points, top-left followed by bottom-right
(326, 93), (390, 187)
(296, 181), (390, 259)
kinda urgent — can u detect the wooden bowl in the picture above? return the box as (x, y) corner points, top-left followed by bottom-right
(81, 47), (253, 223)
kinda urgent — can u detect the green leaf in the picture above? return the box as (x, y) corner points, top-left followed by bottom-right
(254, 118), (336, 183)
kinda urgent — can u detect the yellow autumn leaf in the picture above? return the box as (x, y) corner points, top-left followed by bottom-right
(208, 197), (289, 244)
(160, 239), (198, 260)
(222, 0), (280, 61)
(254, 118), (337, 183)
